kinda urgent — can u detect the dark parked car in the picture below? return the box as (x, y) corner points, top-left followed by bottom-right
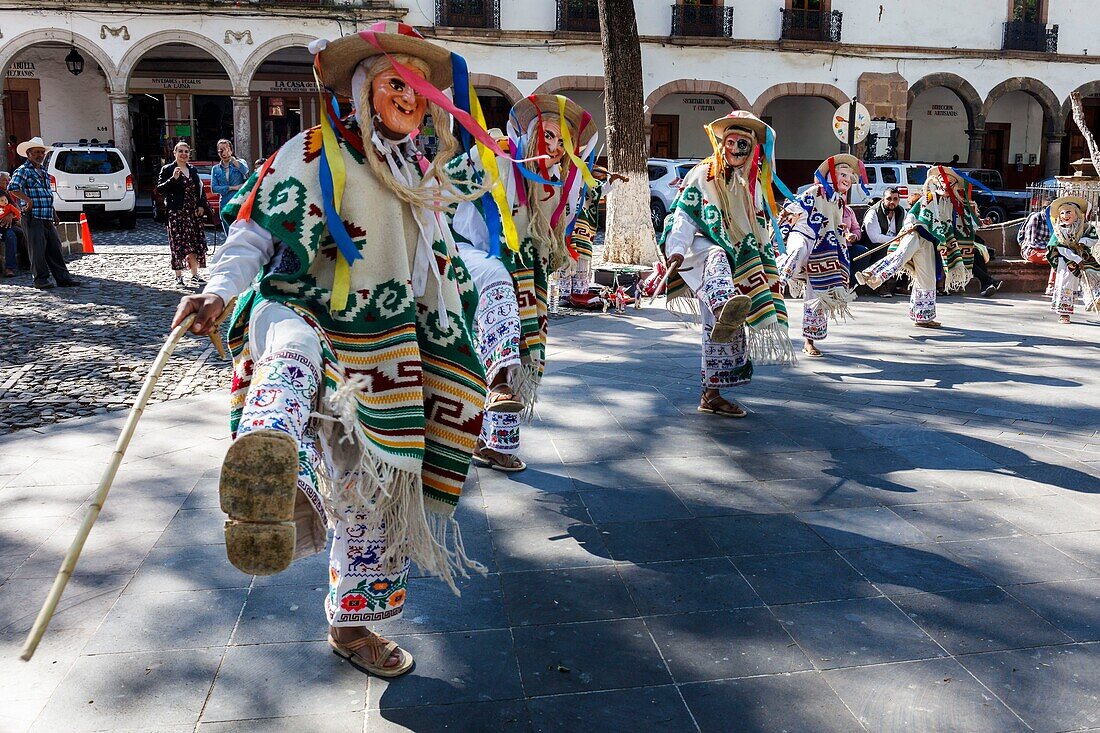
(954, 168), (1031, 224)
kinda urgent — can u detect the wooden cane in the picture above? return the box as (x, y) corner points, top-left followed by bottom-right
(850, 226), (917, 263)
(646, 262), (694, 307)
(20, 301), (234, 661)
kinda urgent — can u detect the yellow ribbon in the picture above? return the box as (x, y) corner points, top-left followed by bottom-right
(557, 95), (598, 189)
(469, 85), (520, 253)
(314, 64), (352, 313)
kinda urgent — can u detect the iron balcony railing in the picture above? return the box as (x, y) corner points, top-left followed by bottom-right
(1002, 21), (1058, 53)
(671, 4), (734, 38)
(780, 8), (842, 43)
(556, 0), (601, 33)
(436, 0), (500, 29)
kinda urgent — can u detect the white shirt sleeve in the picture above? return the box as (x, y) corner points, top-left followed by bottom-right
(863, 209), (889, 244)
(203, 218), (276, 304)
(664, 208), (701, 259)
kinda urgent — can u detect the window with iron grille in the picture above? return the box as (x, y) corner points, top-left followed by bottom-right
(780, 1), (842, 43)
(671, 1), (733, 38)
(557, 0), (601, 33)
(436, 0), (500, 30)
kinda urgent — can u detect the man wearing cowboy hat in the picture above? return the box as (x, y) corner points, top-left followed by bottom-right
(7, 136), (81, 289)
(660, 111), (794, 417)
(172, 22), (491, 678)
(857, 166), (982, 329)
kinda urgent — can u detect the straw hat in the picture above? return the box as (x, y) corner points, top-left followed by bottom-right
(16, 137), (53, 157)
(315, 21), (453, 98)
(510, 94), (597, 147)
(708, 111), (769, 144)
(1050, 195), (1089, 219)
(816, 154), (861, 180)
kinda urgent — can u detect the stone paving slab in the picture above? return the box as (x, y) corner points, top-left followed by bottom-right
(1, 291), (1099, 732)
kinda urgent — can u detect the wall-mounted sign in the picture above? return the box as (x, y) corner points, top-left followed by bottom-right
(250, 79), (321, 94)
(927, 104), (959, 117)
(174, 124), (192, 136)
(6, 61), (37, 78)
(131, 77), (233, 92)
(682, 96), (727, 112)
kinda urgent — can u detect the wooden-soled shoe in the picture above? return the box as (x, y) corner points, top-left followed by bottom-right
(219, 429), (299, 575)
(709, 294), (752, 343)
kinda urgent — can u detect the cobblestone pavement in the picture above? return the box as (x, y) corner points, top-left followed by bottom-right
(0, 234), (231, 434)
(1, 293), (1098, 733)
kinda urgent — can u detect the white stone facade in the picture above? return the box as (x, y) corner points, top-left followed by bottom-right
(1, 0), (1098, 192)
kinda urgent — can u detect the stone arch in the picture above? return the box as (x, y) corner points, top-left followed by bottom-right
(240, 33), (319, 94)
(907, 73), (982, 129)
(470, 73), (522, 106)
(981, 77), (1060, 134)
(533, 75), (604, 96)
(118, 30), (240, 92)
(0, 29), (121, 92)
(1061, 80), (1100, 122)
(644, 79), (751, 127)
(752, 82), (849, 117)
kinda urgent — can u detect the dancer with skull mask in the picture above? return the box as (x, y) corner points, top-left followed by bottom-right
(857, 166), (982, 329)
(172, 23), (498, 677)
(1045, 196), (1100, 323)
(777, 154), (861, 357)
(660, 111), (794, 418)
(446, 94), (597, 469)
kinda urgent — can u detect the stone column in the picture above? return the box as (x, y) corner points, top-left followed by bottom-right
(231, 95), (252, 164)
(966, 127), (985, 168)
(0, 92), (7, 171)
(108, 93), (133, 168)
(1044, 132), (1064, 177)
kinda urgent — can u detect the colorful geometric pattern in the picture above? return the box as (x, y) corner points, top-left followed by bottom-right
(221, 121), (487, 583)
(481, 410), (520, 454)
(476, 281), (522, 383)
(780, 186), (849, 293)
(702, 324), (752, 389)
(909, 287), (937, 323)
(327, 505), (410, 625)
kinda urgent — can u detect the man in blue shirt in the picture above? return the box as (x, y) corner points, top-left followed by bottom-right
(7, 137), (79, 289)
(210, 139), (249, 234)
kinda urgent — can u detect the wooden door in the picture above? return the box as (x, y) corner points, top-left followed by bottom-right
(650, 114), (679, 158)
(981, 123), (1009, 177)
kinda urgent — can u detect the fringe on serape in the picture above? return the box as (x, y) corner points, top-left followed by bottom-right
(747, 321), (797, 366)
(808, 286), (857, 324)
(313, 377), (486, 596)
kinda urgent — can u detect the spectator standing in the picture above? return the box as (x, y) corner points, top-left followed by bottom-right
(7, 137), (81, 290)
(210, 139), (249, 234)
(157, 141), (213, 287)
(7, 134), (20, 170)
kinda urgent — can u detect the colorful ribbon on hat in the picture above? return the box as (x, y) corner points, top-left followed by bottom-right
(450, 53), (518, 257)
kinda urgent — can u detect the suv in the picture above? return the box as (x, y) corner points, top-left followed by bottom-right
(45, 143), (136, 228)
(648, 158), (700, 230)
(796, 161), (929, 207)
(953, 168), (1031, 224)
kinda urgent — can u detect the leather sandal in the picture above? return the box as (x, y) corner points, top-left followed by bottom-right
(1059, 315), (1071, 324)
(710, 294), (751, 343)
(914, 321), (942, 329)
(485, 389), (524, 414)
(698, 393), (747, 418)
(472, 448), (527, 472)
(219, 430), (299, 576)
(802, 343), (823, 358)
(329, 632), (414, 678)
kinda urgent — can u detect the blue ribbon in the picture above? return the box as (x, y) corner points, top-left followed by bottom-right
(814, 170), (836, 200)
(319, 91), (361, 265)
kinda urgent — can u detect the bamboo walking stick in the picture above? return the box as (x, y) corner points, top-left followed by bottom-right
(20, 301), (234, 661)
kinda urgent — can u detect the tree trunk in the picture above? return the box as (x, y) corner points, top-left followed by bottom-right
(1070, 91), (1100, 177)
(597, 0), (658, 266)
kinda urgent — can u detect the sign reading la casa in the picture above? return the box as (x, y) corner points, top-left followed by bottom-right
(127, 77), (321, 93)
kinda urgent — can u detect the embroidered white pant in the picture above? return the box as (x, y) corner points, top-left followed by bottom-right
(863, 234), (938, 323)
(460, 243), (524, 456)
(685, 248), (750, 389)
(562, 253), (592, 295)
(243, 300), (409, 625)
(780, 234), (831, 340)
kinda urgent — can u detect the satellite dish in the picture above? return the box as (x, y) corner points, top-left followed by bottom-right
(833, 102), (871, 145)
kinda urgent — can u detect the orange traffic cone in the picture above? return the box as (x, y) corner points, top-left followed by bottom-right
(79, 214), (95, 254)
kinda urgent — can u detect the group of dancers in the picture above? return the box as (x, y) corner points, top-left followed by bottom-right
(171, 23), (1100, 678)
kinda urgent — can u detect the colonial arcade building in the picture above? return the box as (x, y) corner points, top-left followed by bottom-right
(2, 0), (1098, 197)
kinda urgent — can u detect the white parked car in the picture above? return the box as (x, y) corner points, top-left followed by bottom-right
(45, 143), (137, 229)
(648, 158), (700, 230)
(797, 161), (930, 207)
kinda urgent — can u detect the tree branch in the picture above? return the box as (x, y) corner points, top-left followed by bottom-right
(1070, 91), (1100, 176)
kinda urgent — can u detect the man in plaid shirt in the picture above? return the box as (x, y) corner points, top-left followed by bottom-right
(1018, 208), (1052, 265)
(7, 137), (79, 289)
